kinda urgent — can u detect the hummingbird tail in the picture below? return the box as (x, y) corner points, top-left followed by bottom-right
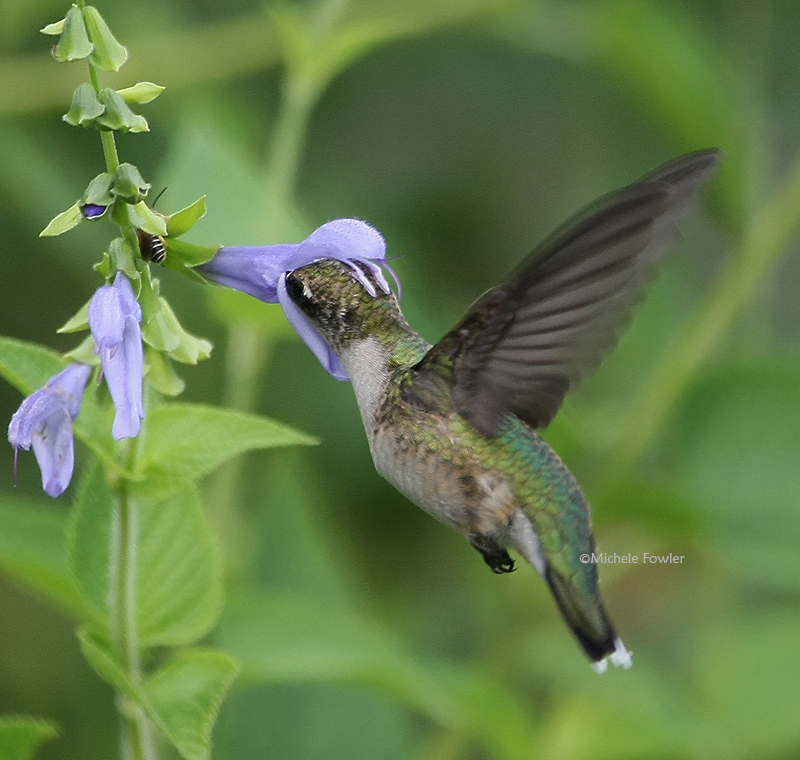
(545, 567), (632, 672)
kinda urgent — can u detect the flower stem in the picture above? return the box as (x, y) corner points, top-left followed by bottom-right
(109, 438), (155, 760)
(84, 56), (121, 175)
(99, 129), (121, 175)
(116, 486), (155, 760)
(261, 0), (350, 237)
(261, 68), (318, 238)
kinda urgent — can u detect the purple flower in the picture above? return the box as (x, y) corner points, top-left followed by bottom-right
(89, 272), (144, 439)
(8, 363), (92, 497)
(81, 203), (107, 219)
(199, 219), (398, 380)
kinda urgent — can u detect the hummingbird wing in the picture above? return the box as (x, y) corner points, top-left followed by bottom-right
(417, 149), (720, 436)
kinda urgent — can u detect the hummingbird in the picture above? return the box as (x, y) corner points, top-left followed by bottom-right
(284, 150), (719, 671)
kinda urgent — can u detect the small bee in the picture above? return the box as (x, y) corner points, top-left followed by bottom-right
(137, 187), (169, 264)
(136, 228), (167, 264)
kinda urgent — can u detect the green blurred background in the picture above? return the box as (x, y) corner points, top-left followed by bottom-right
(2, 0), (800, 758)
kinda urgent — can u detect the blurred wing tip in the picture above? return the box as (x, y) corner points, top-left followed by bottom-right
(653, 147), (723, 188)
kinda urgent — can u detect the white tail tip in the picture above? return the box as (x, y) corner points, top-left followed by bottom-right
(592, 638), (633, 673)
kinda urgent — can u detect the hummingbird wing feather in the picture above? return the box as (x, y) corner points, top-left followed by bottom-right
(418, 149), (720, 436)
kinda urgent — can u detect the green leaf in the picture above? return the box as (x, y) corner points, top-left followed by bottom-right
(113, 163), (150, 204)
(166, 197), (207, 238)
(67, 463), (114, 628)
(145, 348), (185, 397)
(82, 171), (114, 206)
(220, 592), (537, 760)
(57, 300), (90, 334)
(0, 495), (84, 618)
(142, 299), (211, 364)
(0, 337), (65, 394)
(0, 716), (58, 760)
(135, 403), (316, 495)
(77, 626), (137, 697)
(107, 236), (139, 280)
(69, 464), (224, 646)
(96, 89), (148, 133)
(94, 252), (111, 278)
(62, 335), (99, 366)
(140, 297), (182, 352)
(138, 484), (224, 646)
(163, 238), (220, 284)
(78, 630), (236, 760)
(83, 6), (128, 72)
(53, 5), (92, 62)
(62, 83), (105, 128)
(39, 201), (83, 237)
(129, 201), (168, 236)
(166, 238), (219, 267)
(116, 82), (165, 104)
(40, 19), (65, 35)
(143, 650), (238, 760)
(72, 392), (125, 479)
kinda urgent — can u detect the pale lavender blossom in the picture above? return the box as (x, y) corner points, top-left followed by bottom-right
(199, 219), (398, 380)
(89, 271), (144, 439)
(8, 363), (92, 497)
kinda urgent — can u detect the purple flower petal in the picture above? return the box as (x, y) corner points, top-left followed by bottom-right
(298, 219), (387, 266)
(82, 203), (107, 219)
(277, 274), (349, 380)
(199, 219), (396, 380)
(89, 272), (144, 439)
(198, 244), (299, 302)
(8, 363), (92, 497)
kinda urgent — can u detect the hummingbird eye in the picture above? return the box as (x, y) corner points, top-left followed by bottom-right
(286, 273), (308, 304)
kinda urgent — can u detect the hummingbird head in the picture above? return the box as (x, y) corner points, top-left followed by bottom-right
(285, 258), (406, 354)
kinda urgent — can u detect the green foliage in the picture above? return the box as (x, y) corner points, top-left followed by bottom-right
(670, 360), (800, 591)
(104, 236), (140, 280)
(96, 88), (148, 132)
(83, 6), (129, 72)
(4, 0), (800, 759)
(0, 337), (66, 394)
(78, 629), (238, 760)
(222, 592), (537, 760)
(70, 463), (223, 646)
(53, 5), (92, 63)
(62, 83), (104, 127)
(116, 82), (165, 104)
(134, 403), (317, 497)
(128, 200), (166, 234)
(143, 649), (239, 760)
(0, 717), (58, 760)
(145, 348), (186, 396)
(140, 298), (211, 363)
(0, 496), (83, 617)
(165, 196), (205, 237)
(83, 172), (115, 207)
(38, 201), (84, 236)
(113, 163), (150, 205)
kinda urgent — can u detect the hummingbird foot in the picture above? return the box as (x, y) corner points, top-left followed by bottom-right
(469, 532), (516, 574)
